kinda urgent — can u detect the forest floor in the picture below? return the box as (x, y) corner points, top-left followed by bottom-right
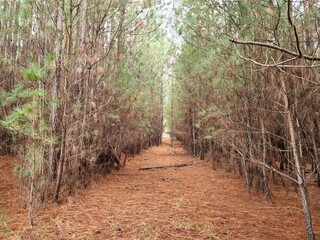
(1, 138), (320, 240)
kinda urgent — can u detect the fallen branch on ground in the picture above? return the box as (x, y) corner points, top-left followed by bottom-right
(139, 162), (193, 171)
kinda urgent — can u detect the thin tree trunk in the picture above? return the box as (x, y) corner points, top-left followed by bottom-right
(312, 137), (320, 187)
(192, 109), (196, 156)
(53, 62), (68, 204)
(53, 127), (66, 204)
(29, 172), (34, 226)
(49, 5), (63, 180)
(260, 118), (271, 201)
(241, 146), (250, 190)
(280, 76), (315, 240)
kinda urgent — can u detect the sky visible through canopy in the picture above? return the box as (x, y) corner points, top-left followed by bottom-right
(159, 0), (183, 46)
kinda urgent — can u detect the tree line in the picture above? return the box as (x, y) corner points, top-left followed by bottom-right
(0, 0), (170, 226)
(171, 1), (320, 239)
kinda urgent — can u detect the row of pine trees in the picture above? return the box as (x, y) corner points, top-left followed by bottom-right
(0, 0), (170, 225)
(171, 1), (320, 239)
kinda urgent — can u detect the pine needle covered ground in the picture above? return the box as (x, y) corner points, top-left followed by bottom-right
(1, 138), (320, 239)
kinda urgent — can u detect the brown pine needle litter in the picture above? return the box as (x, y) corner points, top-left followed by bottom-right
(1, 138), (320, 239)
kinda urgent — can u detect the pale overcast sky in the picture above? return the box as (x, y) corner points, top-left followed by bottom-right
(158, 0), (184, 46)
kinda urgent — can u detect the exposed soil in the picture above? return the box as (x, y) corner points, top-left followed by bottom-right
(1, 138), (320, 239)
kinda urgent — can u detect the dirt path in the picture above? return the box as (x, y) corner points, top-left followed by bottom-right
(1, 138), (320, 239)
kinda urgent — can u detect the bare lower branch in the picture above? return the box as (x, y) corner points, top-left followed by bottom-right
(237, 52), (320, 70)
(237, 51), (298, 67)
(275, 66), (318, 85)
(230, 39), (320, 61)
(231, 143), (299, 184)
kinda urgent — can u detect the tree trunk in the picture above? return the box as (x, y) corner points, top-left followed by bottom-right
(260, 118), (271, 201)
(29, 172), (34, 226)
(280, 76), (315, 240)
(49, 4), (63, 181)
(53, 128), (66, 204)
(192, 109), (196, 156)
(53, 57), (68, 204)
(312, 137), (320, 187)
